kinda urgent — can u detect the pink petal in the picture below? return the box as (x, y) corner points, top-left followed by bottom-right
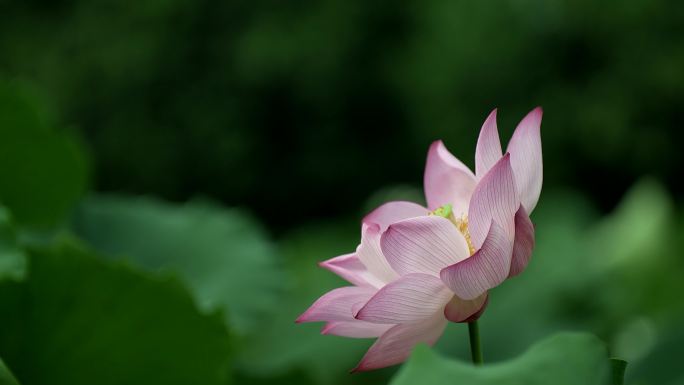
(460, 295), (489, 323)
(363, 201), (429, 232)
(443, 292), (488, 323)
(440, 221), (513, 300)
(355, 273), (453, 324)
(475, 109), (503, 178)
(352, 313), (447, 372)
(507, 107), (543, 213)
(321, 321), (393, 338)
(508, 205), (535, 278)
(468, 153), (518, 249)
(381, 216), (471, 276)
(319, 253), (384, 288)
(356, 224), (399, 284)
(296, 286), (377, 323)
(423, 140), (477, 215)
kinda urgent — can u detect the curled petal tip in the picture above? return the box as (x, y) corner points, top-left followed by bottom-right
(486, 109), (498, 123)
(427, 139), (451, 156)
(295, 308), (317, 323)
(350, 358), (373, 373)
(475, 110), (503, 177)
(508, 108), (543, 213)
(295, 306), (316, 324)
(426, 140), (443, 156)
(522, 107), (543, 125)
(430, 139), (445, 148)
(364, 222), (380, 233)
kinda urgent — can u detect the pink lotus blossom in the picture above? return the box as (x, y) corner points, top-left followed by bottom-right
(297, 107), (543, 371)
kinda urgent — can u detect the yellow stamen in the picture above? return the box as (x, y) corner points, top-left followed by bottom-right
(454, 214), (476, 255)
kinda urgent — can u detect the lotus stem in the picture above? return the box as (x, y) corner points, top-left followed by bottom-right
(611, 358), (627, 385)
(468, 320), (483, 365)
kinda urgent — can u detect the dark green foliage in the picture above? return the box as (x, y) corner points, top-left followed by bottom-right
(0, 82), (88, 227)
(1, 1), (682, 230)
(0, 207), (26, 281)
(0, 358), (20, 385)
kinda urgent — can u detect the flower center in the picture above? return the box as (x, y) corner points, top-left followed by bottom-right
(429, 204), (475, 255)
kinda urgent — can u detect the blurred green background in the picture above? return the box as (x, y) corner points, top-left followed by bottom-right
(0, 0), (683, 384)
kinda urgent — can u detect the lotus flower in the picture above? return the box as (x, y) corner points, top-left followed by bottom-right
(297, 108), (543, 371)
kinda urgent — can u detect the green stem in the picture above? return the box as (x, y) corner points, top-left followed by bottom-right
(610, 358), (627, 385)
(467, 321), (483, 365)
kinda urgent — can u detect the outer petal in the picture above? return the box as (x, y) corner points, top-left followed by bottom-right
(355, 273), (453, 324)
(381, 216), (471, 276)
(319, 253), (384, 289)
(440, 221), (512, 300)
(508, 205), (535, 278)
(352, 313), (447, 372)
(356, 224), (399, 284)
(424, 140), (477, 215)
(321, 321), (393, 338)
(475, 109), (503, 178)
(443, 292), (489, 323)
(363, 201), (429, 232)
(507, 107), (543, 213)
(296, 286), (376, 323)
(468, 153), (518, 249)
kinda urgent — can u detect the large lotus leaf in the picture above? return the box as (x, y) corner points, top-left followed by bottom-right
(71, 195), (284, 335)
(0, 242), (231, 385)
(391, 332), (610, 385)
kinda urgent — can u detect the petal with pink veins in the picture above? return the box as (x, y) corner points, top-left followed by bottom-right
(355, 273), (453, 324)
(363, 201), (429, 232)
(475, 109), (503, 178)
(356, 223), (399, 284)
(440, 221), (512, 300)
(507, 107), (543, 213)
(468, 153), (518, 249)
(352, 313), (447, 372)
(508, 205), (535, 278)
(424, 140), (477, 215)
(381, 216), (471, 276)
(322, 321), (393, 338)
(296, 286), (377, 323)
(319, 253), (384, 288)
(443, 292), (489, 323)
